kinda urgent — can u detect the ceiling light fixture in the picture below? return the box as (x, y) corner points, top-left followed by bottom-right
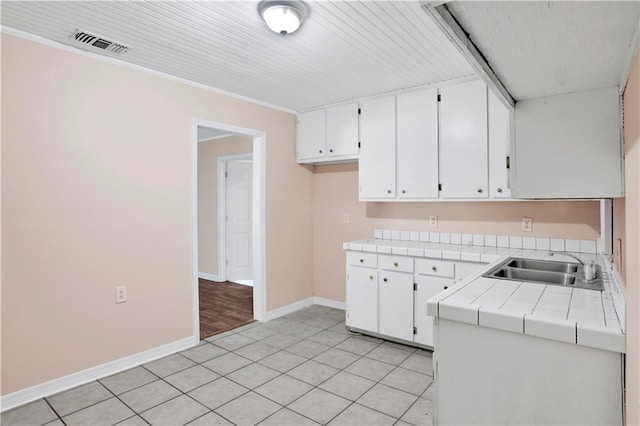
(258, 1), (310, 35)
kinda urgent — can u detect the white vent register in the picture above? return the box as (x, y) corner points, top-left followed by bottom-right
(70, 29), (129, 55)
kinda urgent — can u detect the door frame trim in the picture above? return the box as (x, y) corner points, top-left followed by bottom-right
(192, 119), (267, 341)
(217, 153), (253, 284)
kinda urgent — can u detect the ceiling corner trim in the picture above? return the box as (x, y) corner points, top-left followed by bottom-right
(619, 15), (640, 94)
(0, 25), (297, 115)
(421, 4), (516, 109)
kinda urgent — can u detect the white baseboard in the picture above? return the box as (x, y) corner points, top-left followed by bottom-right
(264, 297), (314, 321)
(198, 272), (222, 282)
(264, 297), (345, 322)
(313, 297), (346, 310)
(0, 336), (198, 413)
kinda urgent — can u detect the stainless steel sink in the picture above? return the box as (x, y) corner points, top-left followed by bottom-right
(505, 258), (579, 274)
(492, 267), (576, 285)
(483, 257), (604, 291)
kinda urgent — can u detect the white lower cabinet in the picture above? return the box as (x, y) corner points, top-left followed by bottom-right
(414, 275), (455, 347)
(378, 270), (414, 342)
(346, 266), (378, 331)
(346, 250), (484, 348)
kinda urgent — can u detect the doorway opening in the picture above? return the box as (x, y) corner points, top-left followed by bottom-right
(192, 119), (266, 340)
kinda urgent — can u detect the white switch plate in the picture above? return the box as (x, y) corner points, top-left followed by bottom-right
(429, 216), (438, 227)
(115, 286), (127, 304)
(522, 217), (533, 232)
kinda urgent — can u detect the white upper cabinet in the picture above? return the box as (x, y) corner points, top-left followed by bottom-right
(439, 80), (489, 199)
(488, 90), (512, 198)
(359, 95), (396, 199)
(512, 86), (623, 198)
(297, 103), (359, 164)
(397, 89), (439, 199)
(326, 103), (359, 157)
(297, 109), (326, 161)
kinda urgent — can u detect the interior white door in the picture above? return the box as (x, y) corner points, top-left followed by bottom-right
(226, 160), (253, 282)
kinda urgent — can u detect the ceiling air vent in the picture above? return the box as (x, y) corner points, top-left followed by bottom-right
(70, 29), (129, 55)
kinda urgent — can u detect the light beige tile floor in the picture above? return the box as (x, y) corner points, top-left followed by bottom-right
(1, 305), (434, 426)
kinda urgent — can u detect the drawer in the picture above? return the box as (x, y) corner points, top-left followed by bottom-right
(379, 255), (414, 273)
(347, 251), (377, 268)
(416, 258), (455, 278)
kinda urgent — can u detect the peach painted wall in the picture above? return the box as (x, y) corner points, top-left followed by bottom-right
(1, 34), (313, 395)
(197, 136), (252, 277)
(621, 46), (640, 426)
(311, 163), (600, 302)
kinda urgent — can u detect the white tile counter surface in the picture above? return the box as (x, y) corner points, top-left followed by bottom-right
(343, 234), (625, 354)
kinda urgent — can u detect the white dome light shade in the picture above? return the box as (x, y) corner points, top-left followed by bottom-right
(258, 1), (309, 35)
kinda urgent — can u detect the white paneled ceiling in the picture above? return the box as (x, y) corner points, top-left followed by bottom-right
(447, 1), (640, 100)
(1, 1), (476, 111)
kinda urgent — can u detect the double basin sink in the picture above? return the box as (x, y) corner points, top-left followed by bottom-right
(483, 257), (604, 291)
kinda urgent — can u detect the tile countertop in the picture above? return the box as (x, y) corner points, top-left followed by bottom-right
(343, 238), (625, 354)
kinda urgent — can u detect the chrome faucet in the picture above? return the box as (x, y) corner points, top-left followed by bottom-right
(548, 251), (596, 281)
(548, 251), (584, 265)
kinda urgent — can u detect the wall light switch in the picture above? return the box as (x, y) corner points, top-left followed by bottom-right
(343, 213), (350, 224)
(429, 216), (438, 227)
(522, 217), (533, 232)
(115, 286), (127, 304)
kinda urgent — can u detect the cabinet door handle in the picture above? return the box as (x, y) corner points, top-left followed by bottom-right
(329, 149), (333, 153)
(477, 188), (483, 193)
(387, 189), (392, 194)
(369, 275), (374, 280)
(383, 278), (388, 282)
(497, 188), (503, 193)
(444, 285), (449, 290)
(393, 262), (398, 267)
(401, 189), (406, 194)
(319, 150), (323, 154)
(359, 259), (364, 263)
(432, 266), (437, 272)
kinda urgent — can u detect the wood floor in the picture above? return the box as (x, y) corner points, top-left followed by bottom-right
(199, 279), (254, 340)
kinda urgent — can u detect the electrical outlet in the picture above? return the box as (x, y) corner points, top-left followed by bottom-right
(521, 217), (533, 232)
(115, 286), (127, 304)
(429, 216), (438, 227)
(343, 213), (350, 224)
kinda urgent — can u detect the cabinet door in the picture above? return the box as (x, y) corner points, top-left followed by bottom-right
(488, 90), (511, 198)
(439, 80), (488, 199)
(327, 103), (359, 157)
(414, 275), (454, 347)
(378, 270), (414, 341)
(397, 89), (439, 199)
(346, 266), (378, 332)
(297, 109), (326, 161)
(359, 96), (396, 199)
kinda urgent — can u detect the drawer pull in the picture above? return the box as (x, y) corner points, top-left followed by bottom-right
(383, 278), (388, 282)
(360, 259), (364, 263)
(393, 262), (398, 267)
(444, 285), (449, 290)
(432, 266), (437, 272)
